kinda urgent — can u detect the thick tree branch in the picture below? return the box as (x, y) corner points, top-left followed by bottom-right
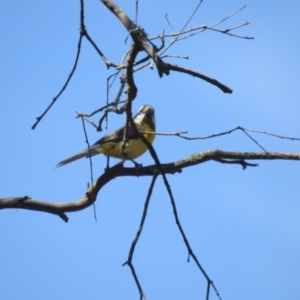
(1, 150), (299, 221)
(101, 0), (170, 77)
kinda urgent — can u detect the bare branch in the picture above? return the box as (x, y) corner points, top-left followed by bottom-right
(165, 13), (176, 32)
(31, 34), (83, 130)
(174, 0), (203, 42)
(241, 129), (267, 152)
(150, 5), (253, 44)
(2, 150), (300, 221)
(123, 173), (158, 300)
(101, 0), (170, 77)
(210, 5), (247, 28)
(167, 63), (232, 93)
(79, 116), (97, 220)
(159, 158), (222, 300)
(203, 23), (253, 40)
(135, 0), (139, 25)
(80, 0), (117, 68)
(169, 126), (300, 142)
(76, 99), (127, 130)
(83, 30), (118, 68)
(160, 0), (203, 56)
(32, 0), (117, 129)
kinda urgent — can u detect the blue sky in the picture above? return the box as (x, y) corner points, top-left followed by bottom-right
(1, 1), (300, 299)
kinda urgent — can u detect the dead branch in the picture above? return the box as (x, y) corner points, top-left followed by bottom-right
(122, 173), (158, 300)
(25, 2), (257, 299)
(32, 0), (117, 130)
(101, 0), (170, 77)
(32, 0), (247, 130)
(150, 126), (300, 142)
(1, 150), (299, 222)
(167, 63), (233, 93)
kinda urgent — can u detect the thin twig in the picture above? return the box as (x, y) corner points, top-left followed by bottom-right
(104, 71), (122, 130)
(161, 54), (189, 60)
(75, 100), (126, 119)
(132, 108), (223, 299)
(170, 126), (300, 142)
(32, 34), (83, 130)
(240, 127), (300, 141)
(135, 0), (139, 25)
(141, 125), (300, 155)
(139, 130), (187, 136)
(84, 31), (117, 68)
(32, 0), (118, 129)
(159, 0), (203, 56)
(80, 116), (96, 220)
(78, 115), (98, 130)
(159, 170), (222, 300)
(204, 24), (253, 40)
(210, 5), (247, 28)
(177, 22), (253, 41)
(80, 0), (116, 68)
(241, 129), (267, 152)
(123, 173), (158, 300)
(165, 13), (176, 32)
(150, 5), (252, 43)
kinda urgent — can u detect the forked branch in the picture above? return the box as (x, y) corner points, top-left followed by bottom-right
(1, 150), (299, 222)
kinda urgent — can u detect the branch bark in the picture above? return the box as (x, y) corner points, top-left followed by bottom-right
(1, 150), (299, 222)
(101, 0), (170, 77)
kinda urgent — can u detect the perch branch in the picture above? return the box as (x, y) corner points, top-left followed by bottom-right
(1, 150), (300, 221)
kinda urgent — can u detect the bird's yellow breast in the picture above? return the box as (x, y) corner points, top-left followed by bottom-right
(95, 129), (155, 160)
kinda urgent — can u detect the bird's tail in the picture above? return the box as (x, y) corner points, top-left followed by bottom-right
(56, 148), (100, 168)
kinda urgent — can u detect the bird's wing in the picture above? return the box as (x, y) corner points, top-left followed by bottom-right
(92, 124), (140, 146)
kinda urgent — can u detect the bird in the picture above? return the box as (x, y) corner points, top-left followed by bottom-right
(56, 105), (155, 167)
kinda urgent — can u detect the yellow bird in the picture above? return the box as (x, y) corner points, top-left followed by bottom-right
(57, 105), (155, 167)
